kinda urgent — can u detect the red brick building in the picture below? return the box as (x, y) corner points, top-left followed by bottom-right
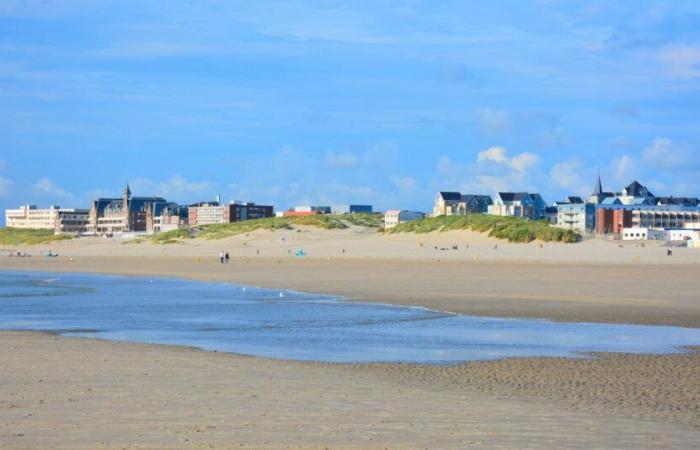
(596, 208), (632, 235)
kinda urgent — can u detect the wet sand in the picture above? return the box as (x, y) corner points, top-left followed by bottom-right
(1, 331), (699, 449)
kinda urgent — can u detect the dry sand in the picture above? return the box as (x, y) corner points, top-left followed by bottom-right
(2, 228), (700, 448)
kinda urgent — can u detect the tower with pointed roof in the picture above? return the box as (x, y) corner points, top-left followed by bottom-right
(588, 173), (612, 204)
(593, 174), (603, 196)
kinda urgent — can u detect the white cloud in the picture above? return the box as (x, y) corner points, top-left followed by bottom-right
(0, 176), (11, 198)
(131, 175), (213, 200)
(325, 150), (359, 169)
(477, 146), (508, 165)
(612, 154), (635, 182)
(475, 108), (510, 133)
(642, 137), (693, 170)
(436, 155), (461, 178)
(34, 178), (73, 200)
(549, 160), (590, 197)
(391, 176), (417, 196)
(477, 146), (540, 172)
(158, 175), (212, 197)
(434, 149), (541, 196)
(657, 45), (700, 79)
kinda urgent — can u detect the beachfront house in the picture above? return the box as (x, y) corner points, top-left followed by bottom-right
(488, 192), (547, 220)
(384, 210), (425, 229)
(432, 192), (492, 217)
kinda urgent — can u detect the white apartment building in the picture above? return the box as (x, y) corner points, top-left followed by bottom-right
(5, 205), (89, 234)
(188, 203), (226, 225)
(554, 200), (595, 233)
(621, 227), (699, 241)
(384, 210), (425, 229)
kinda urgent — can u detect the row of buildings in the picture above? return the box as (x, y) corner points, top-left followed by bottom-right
(425, 176), (700, 241)
(4, 184), (376, 237)
(5, 177), (699, 242)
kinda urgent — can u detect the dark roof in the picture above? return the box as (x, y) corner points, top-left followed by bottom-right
(566, 196), (584, 204)
(439, 192), (462, 201)
(461, 194), (493, 205)
(128, 197), (167, 213)
(498, 192), (530, 202)
(625, 181), (654, 197)
(189, 201), (220, 207)
(656, 197), (700, 207)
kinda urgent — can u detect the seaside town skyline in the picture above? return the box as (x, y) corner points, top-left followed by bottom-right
(5, 173), (700, 244)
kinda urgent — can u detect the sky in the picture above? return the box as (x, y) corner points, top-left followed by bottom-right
(1, 1), (699, 222)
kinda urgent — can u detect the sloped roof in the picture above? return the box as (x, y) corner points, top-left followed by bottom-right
(498, 192), (530, 202)
(461, 194), (493, 205)
(600, 197), (622, 205)
(439, 192), (462, 201)
(625, 180), (654, 197)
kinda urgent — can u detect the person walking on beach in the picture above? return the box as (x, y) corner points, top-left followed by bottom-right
(219, 250), (224, 264)
(225, 252), (230, 264)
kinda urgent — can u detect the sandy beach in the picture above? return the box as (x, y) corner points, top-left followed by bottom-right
(2, 228), (700, 448)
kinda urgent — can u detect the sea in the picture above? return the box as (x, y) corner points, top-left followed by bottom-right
(1, 270), (699, 364)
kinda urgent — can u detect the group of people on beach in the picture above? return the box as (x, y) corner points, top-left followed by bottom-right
(7, 251), (31, 257)
(219, 251), (230, 264)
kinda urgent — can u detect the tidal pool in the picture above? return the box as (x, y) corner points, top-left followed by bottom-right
(1, 271), (699, 364)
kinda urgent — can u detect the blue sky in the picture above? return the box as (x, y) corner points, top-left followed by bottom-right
(1, 1), (699, 222)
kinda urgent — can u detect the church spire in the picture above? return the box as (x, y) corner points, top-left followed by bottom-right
(124, 182), (131, 200)
(593, 172), (603, 196)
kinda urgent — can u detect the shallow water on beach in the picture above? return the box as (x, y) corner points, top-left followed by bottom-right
(1, 271), (700, 364)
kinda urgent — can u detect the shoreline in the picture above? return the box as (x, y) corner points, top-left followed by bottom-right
(3, 254), (700, 327)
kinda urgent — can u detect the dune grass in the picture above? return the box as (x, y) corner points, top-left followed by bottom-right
(196, 214), (383, 240)
(342, 213), (384, 228)
(0, 227), (74, 246)
(148, 228), (194, 245)
(389, 214), (579, 243)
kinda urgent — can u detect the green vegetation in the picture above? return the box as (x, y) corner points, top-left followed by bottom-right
(0, 227), (74, 246)
(341, 213), (384, 228)
(121, 238), (144, 245)
(196, 214), (384, 240)
(389, 214), (579, 243)
(148, 228), (194, 245)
